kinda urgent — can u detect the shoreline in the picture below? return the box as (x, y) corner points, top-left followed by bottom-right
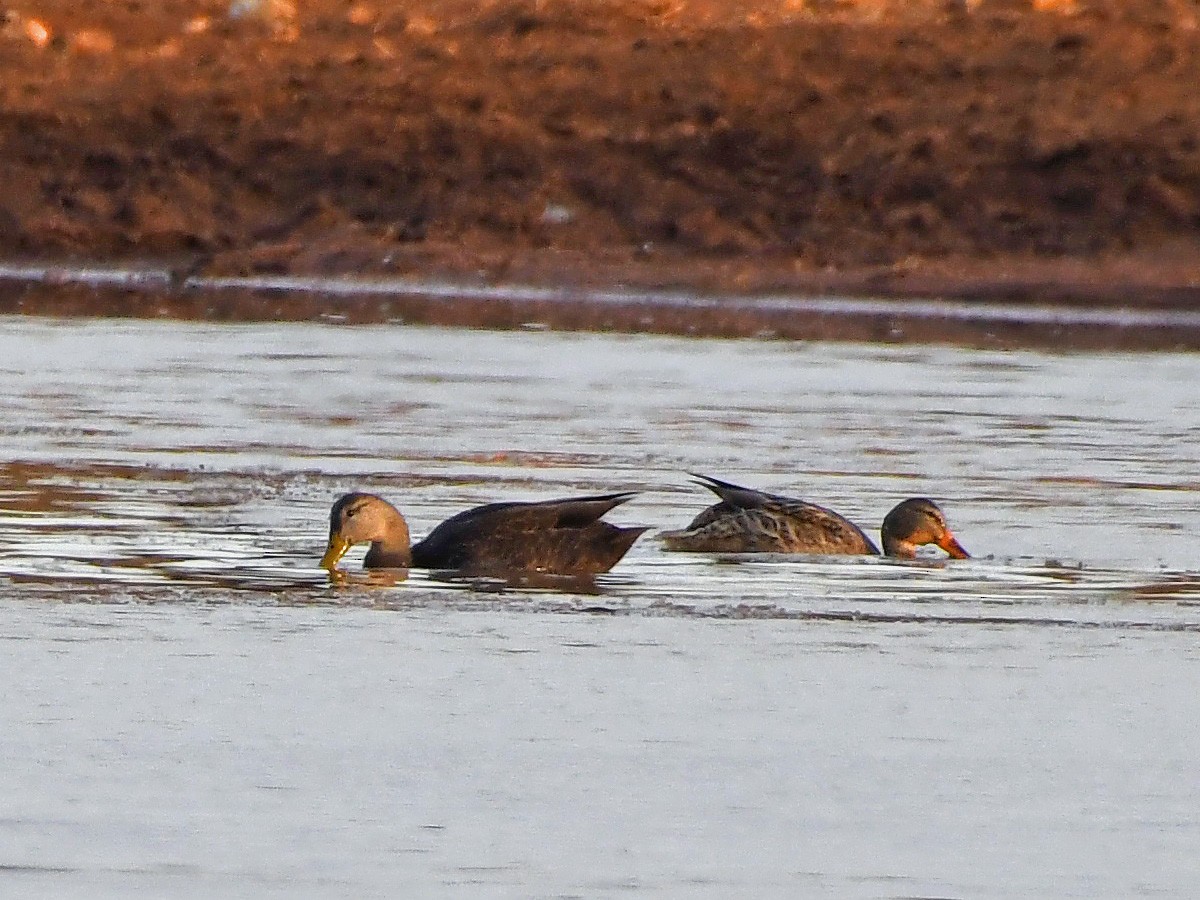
(4, 258), (1200, 351)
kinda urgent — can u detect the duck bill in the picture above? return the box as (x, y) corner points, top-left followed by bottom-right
(320, 534), (352, 570)
(937, 532), (970, 559)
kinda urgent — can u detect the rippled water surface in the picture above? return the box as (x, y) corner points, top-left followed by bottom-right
(2, 316), (1198, 897)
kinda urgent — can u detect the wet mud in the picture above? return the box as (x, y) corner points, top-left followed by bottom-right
(3, 0), (1200, 343)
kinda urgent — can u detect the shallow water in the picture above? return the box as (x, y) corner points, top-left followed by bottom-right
(1, 316), (1199, 897)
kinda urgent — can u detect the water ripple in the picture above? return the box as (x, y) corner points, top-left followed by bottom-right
(1, 318), (1199, 635)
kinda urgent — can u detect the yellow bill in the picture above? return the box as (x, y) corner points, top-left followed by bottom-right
(320, 534), (352, 570)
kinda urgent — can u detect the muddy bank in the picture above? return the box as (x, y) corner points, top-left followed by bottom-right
(3, 0), (1200, 317)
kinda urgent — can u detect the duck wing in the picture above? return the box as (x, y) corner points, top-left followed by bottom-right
(411, 492), (646, 574)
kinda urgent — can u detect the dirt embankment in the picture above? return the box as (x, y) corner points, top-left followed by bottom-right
(3, 0), (1200, 308)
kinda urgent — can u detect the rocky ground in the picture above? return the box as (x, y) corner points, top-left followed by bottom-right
(3, 0), (1200, 312)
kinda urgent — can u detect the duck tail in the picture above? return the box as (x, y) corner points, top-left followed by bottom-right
(552, 491), (639, 526)
(590, 524), (649, 573)
(685, 472), (768, 508)
(687, 472), (753, 492)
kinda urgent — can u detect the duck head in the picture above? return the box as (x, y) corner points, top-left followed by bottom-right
(320, 492), (412, 570)
(881, 498), (969, 559)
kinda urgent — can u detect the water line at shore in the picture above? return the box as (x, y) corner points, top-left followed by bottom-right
(4, 261), (1200, 346)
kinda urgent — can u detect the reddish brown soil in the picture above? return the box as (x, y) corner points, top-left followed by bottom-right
(3, 0), (1200, 319)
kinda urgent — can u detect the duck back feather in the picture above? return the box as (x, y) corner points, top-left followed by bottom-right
(662, 475), (880, 555)
(411, 492), (647, 574)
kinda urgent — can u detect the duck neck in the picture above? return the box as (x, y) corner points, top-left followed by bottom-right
(881, 534), (916, 559)
(362, 511), (413, 568)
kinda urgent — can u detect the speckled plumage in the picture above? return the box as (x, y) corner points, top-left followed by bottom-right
(659, 474), (969, 559)
(321, 491), (647, 575)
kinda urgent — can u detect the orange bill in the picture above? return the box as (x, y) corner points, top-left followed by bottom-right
(937, 532), (970, 559)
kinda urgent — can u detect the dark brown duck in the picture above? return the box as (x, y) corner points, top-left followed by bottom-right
(659, 474), (969, 559)
(321, 491), (647, 575)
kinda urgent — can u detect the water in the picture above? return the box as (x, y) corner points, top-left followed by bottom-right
(1, 316), (1199, 897)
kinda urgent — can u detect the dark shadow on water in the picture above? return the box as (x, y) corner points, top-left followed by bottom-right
(428, 569), (608, 597)
(327, 565), (610, 597)
(326, 567), (410, 589)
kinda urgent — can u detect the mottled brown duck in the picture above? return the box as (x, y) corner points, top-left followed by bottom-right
(659, 474), (969, 559)
(320, 491), (647, 575)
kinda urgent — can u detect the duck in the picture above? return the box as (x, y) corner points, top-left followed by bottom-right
(659, 474), (969, 559)
(320, 490), (647, 575)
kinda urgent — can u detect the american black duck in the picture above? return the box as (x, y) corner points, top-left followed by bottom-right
(321, 490), (647, 575)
